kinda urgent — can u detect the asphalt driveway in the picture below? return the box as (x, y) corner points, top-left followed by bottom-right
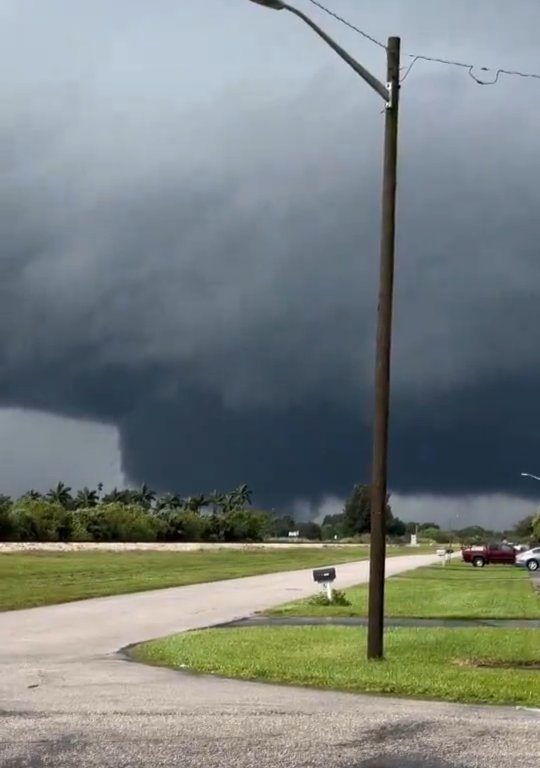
(0, 553), (537, 767)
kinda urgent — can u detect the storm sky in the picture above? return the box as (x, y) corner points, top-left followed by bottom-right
(1, 0), (540, 526)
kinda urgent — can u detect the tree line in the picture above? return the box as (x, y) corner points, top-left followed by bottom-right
(510, 514), (540, 544)
(320, 484), (407, 540)
(3, 482), (253, 514)
(320, 485), (540, 545)
(0, 481), (409, 544)
(398, 516), (540, 546)
(0, 483), (271, 543)
(3, 480), (535, 545)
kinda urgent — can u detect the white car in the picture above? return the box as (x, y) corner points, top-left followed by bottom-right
(515, 547), (540, 571)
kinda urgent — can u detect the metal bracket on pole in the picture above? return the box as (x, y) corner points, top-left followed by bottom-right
(386, 81), (396, 109)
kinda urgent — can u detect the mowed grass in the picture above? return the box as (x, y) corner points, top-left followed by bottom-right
(268, 561), (540, 620)
(0, 547), (378, 611)
(133, 625), (540, 707)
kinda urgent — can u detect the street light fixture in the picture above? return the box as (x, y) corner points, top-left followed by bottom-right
(250, 0), (285, 8)
(521, 472), (540, 482)
(247, 0), (401, 660)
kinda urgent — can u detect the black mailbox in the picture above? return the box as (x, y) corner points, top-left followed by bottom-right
(313, 567), (336, 583)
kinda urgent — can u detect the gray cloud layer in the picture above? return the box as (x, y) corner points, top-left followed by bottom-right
(1, 0), (540, 510)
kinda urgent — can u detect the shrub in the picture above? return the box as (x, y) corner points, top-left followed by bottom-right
(308, 588), (351, 607)
(297, 521), (322, 540)
(159, 510), (210, 542)
(0, 497), (14, 541)
(221, 509), (268, 542)
(532, 514), (540, 544)
(419, 526), (450, 544)
(78, 503), (164, 542)
(10, 499), (79, 542)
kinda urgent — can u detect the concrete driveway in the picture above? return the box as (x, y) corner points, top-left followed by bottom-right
(0, 553), (536, 767)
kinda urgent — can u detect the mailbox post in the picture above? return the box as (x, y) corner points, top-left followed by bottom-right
(313, 567), (336, 601)
(437, 548), (453, 566)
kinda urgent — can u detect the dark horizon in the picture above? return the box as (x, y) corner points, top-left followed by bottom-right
(1, 0), (539, 527)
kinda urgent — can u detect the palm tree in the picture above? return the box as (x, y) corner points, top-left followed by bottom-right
(182, 494), (206, 514)
(101, 487), (129, 505)
(74, 487), (99, 509)
(207, 490), (224, 516)
(24, 489), (42, 501)
(232, 484), (253, 509)
(155, 493), (182, 513)
(131, 483), (156, 509)
(46, 482), (73, 508)
(221, 492), (237, 514)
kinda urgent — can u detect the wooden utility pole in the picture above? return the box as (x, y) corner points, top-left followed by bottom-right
(367, 37), (401, 660)
(247, 1), (401, 662)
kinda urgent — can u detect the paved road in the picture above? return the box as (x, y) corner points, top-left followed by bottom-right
(0, 554), (536, 767)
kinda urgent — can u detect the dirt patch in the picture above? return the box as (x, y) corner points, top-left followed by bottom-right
(454, 658), (540, 670)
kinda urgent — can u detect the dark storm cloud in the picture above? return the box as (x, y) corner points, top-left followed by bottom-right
(119, 373), (540, 505)
(1, 0), (540, 507)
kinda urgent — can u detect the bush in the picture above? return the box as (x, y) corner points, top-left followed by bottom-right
(533, 515), (540, 544)
(419, 526), (450, 544)
(159, 510), (210, 542)
(0, 498), (14, 541)
(297, 521), (322, 540)
(221, 509), (268, 542)
(78, 503), (164, 542)
(10, 499), (80, 542)
(309, 588), (351, 607)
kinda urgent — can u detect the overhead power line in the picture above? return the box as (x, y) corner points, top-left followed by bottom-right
(401, 54), (540, 85)
(305, 0), (540, 87)
(305, 0), (386, 49)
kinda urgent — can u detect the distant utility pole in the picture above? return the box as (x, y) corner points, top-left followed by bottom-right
(247, 0), (401, 660)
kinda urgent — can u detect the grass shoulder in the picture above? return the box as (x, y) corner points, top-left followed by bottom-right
(267, 562), (540, 620)
(132, 625), (540, 708)
(0, 546), (376, 611)
(0, 545), (436, 612)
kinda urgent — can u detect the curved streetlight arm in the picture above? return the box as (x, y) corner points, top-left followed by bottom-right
(521, 472), (540, 481)
(249, 0), (390, 103)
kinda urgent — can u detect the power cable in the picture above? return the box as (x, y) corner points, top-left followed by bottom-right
(305, 0), (386, 50)
(305, 0), (540, 87)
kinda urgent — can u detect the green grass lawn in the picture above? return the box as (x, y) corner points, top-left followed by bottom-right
(133, 625), (540, 707)
(268, 561), (540, 620)
(0, 545), (437, 612)
(0, 547), (379, 611)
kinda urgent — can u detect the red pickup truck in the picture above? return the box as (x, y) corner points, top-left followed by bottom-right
(461, 543), (516, 567)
